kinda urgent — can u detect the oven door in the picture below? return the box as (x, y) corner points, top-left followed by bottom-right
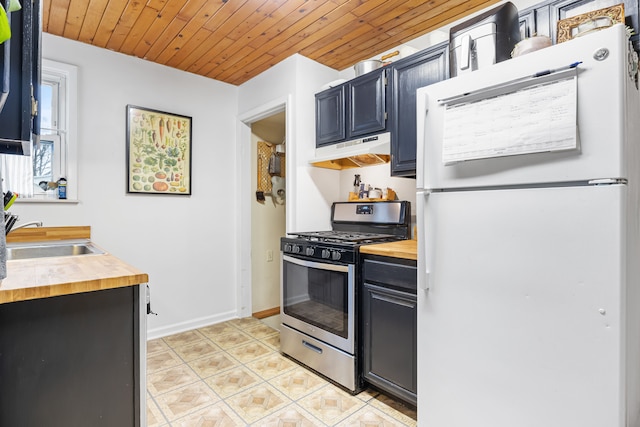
(281, 254), (355, 354)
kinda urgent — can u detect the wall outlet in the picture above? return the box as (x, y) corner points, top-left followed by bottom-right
(266, 250), (273, 262)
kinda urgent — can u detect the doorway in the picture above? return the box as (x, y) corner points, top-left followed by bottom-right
(250, 111), (286, 322)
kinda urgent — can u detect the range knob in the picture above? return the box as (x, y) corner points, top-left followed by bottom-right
(321, 249), (331, 259)
(305, 246), (315, 256)
(331, 251), (342, 261)
(292, 245), (302, 254)
(283, 243), (292, 253)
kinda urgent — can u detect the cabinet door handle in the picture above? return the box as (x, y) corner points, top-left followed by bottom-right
(302, 340), (323, 354)
(372, 292), (416, 309)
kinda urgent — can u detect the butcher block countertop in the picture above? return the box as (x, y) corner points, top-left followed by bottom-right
(360, 239), (417, 260)
(1, 226), (149, 304)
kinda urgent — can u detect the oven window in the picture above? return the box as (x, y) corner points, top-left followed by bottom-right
(282, 258), (349, 338)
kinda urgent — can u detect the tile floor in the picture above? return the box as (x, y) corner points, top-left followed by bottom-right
(146, 316), (418, 426)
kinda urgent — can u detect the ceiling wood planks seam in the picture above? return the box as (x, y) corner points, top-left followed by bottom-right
(42, 0), (501, 85)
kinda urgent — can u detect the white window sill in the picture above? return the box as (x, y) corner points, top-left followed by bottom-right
(15, 198), (80, 204)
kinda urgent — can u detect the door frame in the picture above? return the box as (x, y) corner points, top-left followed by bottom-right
(237, 96), (292, 318)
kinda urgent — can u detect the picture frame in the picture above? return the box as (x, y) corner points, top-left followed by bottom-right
(126, 105), (192, 195)
(556, 3), (625, 43)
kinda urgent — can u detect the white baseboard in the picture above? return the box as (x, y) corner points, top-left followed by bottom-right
(146, 309), (238, 340)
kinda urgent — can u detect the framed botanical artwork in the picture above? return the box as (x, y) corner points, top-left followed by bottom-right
(126, 105), (192, 195)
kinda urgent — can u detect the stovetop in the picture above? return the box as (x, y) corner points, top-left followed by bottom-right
(287, 230), (399, 244)
(281, 200), (411, 263)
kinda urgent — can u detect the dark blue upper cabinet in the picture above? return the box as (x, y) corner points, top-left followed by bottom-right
(348, 68), (387, 138)
(315, 85), (346, 147)
(315, 67), (388, 148)
(389, 41), (448, 177)
(0, 0), (40, 156)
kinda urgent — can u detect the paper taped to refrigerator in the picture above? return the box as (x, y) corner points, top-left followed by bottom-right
(442, 76), (577, 165)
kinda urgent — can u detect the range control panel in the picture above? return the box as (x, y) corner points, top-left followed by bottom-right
(280, 238), (356, 264)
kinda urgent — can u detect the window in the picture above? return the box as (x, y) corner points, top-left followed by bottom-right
(1, 59), (77, 200)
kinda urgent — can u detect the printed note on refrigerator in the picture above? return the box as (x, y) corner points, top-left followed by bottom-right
(442, 76), (577, 165)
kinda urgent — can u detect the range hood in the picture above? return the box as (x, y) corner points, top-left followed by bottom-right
(310, 132), (391, 170)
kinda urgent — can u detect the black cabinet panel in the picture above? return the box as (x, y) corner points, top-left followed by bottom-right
(519, 7), (537, 39)
(361, 256), (417, 406)
(315, 68), (388, 148)
(0, 0), (40, 155)
(519, 0), (639, 50)
(348, 68), (387, 138)
(0, 287), (140, 427)
(315, 85), (346, 147)
(389, 42), (448, 177)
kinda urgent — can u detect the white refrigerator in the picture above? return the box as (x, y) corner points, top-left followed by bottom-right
(415, 24), (640, 427)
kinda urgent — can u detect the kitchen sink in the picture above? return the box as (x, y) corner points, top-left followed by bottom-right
(6, 241), (106, 260)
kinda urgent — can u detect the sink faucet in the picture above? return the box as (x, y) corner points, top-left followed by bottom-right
(11, 221), (43, 231)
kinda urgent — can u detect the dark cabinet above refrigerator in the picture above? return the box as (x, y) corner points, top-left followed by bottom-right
(389, 41), (449, 178)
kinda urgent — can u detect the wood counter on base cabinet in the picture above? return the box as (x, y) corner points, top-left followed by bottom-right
(360, 239), (417, 260)
(0, 227), (149, 427)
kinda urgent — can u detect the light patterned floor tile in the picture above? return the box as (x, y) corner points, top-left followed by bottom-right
(171, 401), (245, 427)
(356, 387), (382, 402)
(147, 364), (201, 396)
(226, 340), (274, 364)
(208, 330), (254, 350)
(147, 338), (170, 355)
(146, 317), (418, 426)
(147, 349), (185, 373)
(188, 352), (241, 379)
(297, 384), (366, 425)
(146, 397), (167, 427)
(243, 323), (279, 340)
(198, 321), (239, 339)
(252, 403), (324, 426)
(269, 366), (327, 400)
(173, 340), (221, 362)
(335, 405), (410, 427)
(246, 352), (297, 380)
(163, 330), (207, 348)
(225, 383), (292, 424)
(368, 393), (417, 427)
(204, 366), (263, 398)
(262, 333), (280, 350)
(154, 381), (220, 421)
(228, 317), (263, 330)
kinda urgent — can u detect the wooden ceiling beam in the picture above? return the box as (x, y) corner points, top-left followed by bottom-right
(90, 0), (129, 48)
(42, 0), (507, 85)
(317, 0), (459, 67)
(127, 0), (189, 59)
(61, 0), (91, 40)
(76, 0), (110, 44)
(105, 0), (147, 51)
(145, 0), (229, 66)
(46, 0), (71, 35)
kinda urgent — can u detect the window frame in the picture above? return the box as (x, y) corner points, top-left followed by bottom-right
(27, 59), (78, 201)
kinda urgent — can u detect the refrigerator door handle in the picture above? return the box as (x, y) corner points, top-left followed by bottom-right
(417, 189), (430, 292)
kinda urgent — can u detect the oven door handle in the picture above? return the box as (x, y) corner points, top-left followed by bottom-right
(282, 254), (350, 273)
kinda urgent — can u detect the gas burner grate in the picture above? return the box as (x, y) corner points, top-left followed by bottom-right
(289, 230), (398, 243)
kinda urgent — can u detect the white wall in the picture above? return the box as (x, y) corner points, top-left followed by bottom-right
(238, 54), (340, 233)
(9, 34), (239, 338)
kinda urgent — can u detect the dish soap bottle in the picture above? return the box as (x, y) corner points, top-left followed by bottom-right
(57, 178), (67, 199)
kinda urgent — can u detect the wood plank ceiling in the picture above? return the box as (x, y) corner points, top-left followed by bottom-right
(43, 0), (500, 86)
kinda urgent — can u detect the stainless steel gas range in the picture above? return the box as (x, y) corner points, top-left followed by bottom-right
(280, 201), (411, 392)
